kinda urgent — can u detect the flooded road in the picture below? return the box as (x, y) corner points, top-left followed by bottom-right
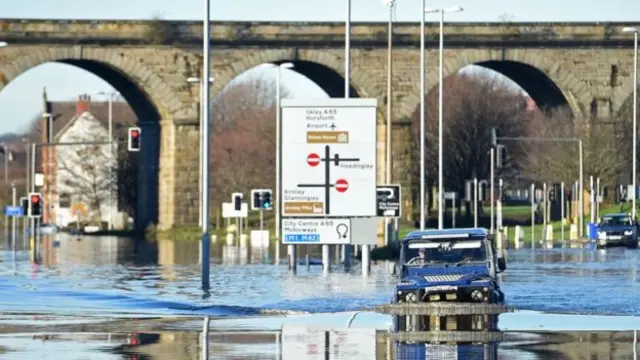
(0, 234), (639, 317)
(0, 234), (639, 359)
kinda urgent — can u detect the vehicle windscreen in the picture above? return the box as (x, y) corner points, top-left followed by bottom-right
(403, 240), (487, 266)
(600, 216), (632, 226)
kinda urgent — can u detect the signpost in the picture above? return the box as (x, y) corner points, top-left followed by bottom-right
(279, 98), (378, 274)
(282, 218), (351, 245)
(376, 184), (401, 217)
(280, 98), (377, 218)
(3, 206), (22, 217)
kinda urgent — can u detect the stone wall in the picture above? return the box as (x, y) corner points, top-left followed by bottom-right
(0, 19), (637, 228)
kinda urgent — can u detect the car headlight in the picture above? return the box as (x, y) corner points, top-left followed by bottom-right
(470, 288), (490, 302)
(624, 230), (633, 236)
(597, 231), (606, 238)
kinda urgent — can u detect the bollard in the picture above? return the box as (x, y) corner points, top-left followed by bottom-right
(322, 245), (330, 274)
(361, 245), (370, 276)
(569, 224), (578, 241)
(502, 227), (509, 249)
(226, 233), (234, 246)
(514, 226), (523, 249)
(544, 224), (554, 249)
(240, 234), (249, 248)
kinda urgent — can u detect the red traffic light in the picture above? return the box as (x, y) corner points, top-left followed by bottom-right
(130, 130), (139, 138)
(31, 195), (40, 203)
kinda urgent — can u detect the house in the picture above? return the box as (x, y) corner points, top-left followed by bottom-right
(40, 91), (137, 228)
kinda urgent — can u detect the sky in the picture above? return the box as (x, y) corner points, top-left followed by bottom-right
(0, 0), (638, 134)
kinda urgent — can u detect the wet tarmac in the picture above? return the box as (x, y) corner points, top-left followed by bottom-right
(0, 314), (637, 359)
(0, 234), (638, 359)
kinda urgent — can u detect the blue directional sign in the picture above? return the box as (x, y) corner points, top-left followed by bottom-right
(284, 234), (321, 243)
(3, 206), (23, 217)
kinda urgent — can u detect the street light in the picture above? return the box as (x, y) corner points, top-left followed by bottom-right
(383, 0), (395, 241)
(425, 5), (463, 230)
(275, 62), (294, 266)
(623, 26), (638, 219)
(187, 76), (214, 228)
(418, 1), (427, 230)
(94, 91), (120, 231)
(201, 0), (212, 291)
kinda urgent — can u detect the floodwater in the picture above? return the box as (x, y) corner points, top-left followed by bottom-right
(0, 233), (639, 359)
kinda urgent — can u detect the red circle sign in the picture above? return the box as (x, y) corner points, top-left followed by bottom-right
(307, 153), (320, 167)
(335, 179), (349, 193)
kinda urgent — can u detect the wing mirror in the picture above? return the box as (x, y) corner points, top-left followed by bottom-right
(387, 261), (397, 276)
(497, 257), (506, 272)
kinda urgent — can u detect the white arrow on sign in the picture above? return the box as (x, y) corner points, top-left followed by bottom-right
(378, 187), (395, 199)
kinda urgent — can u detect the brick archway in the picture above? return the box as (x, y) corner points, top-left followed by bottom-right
(0, 47), (187, 121)
(396, 49), (590, 122)
(613, 80), (638, 118)
(213, 49), (377, 102)
(0, 47), (192, 231)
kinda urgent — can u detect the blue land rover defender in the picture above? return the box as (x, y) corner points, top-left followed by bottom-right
(387, 228), (506, 332)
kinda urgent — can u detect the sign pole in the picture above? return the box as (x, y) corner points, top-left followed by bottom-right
(531, 183), (535, 249)
(561, 181), (565, 242)
(259, 207), (264, 249)
(11, 184), (16, 253)
(473, 178), (478, 228)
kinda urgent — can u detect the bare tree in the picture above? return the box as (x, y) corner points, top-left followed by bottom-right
(209, 74), (291, 208)
(57, 125), (117, 224)
(116, 145), (137, 218)
(526, 108), (624, 191)
(411, 73), (532, 219)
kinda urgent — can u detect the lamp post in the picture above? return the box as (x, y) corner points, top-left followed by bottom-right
(623, 27), (638, 219)
(418, 1), (426, 230)
(94, 91), (119, 230)
(187, 76), (214, 229)
(274, 62), (294, 267)
(383, 0), (395, 241)
(201, 0), (212, 291)
(425, 5), (463, 229)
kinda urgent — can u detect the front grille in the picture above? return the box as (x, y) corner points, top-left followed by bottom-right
(606, 231), (624, 236)
(423, 274), (464, 282)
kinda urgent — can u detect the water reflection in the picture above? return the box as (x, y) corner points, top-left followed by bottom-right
(0, 314), (637, 359)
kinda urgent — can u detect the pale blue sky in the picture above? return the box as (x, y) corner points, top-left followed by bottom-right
(0, 0), (637, 134)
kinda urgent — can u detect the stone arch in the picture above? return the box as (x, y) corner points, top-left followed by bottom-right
(396, 49), (591, 122)
(212, 49), (377, 102)
(0, 47), (194, 231)
(613, 79), (638, 118)
(0, 47), (188, 121)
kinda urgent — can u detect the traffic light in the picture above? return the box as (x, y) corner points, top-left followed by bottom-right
(28, 192), (42, 218)
(20, 197), (28, 217)
(250, 189), (273, 210)
(496, 145), (506, 168)
(260, 190), (272, 210)
(232, 192), (243, 211)
(127, 127), (141, 152)
(491, 128), (500, 147)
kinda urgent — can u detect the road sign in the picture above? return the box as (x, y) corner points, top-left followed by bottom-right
(222, 202), (248, 218)
(307, 153), (320, 167)
(335, 179), (349, 193)
(71, 203), (87, 217)
(280, 98), (377, 217)
(376, 184), (401, 217)
(282, 218), (351, 245)
(3, 206), (22, 217)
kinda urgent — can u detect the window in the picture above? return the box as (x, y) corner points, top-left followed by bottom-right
(59, 193), (71, 208)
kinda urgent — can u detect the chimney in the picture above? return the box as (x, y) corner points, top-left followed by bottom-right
(76, 94), (91, 115)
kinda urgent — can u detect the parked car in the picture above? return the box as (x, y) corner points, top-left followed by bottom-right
(596, 213), (638, 249)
